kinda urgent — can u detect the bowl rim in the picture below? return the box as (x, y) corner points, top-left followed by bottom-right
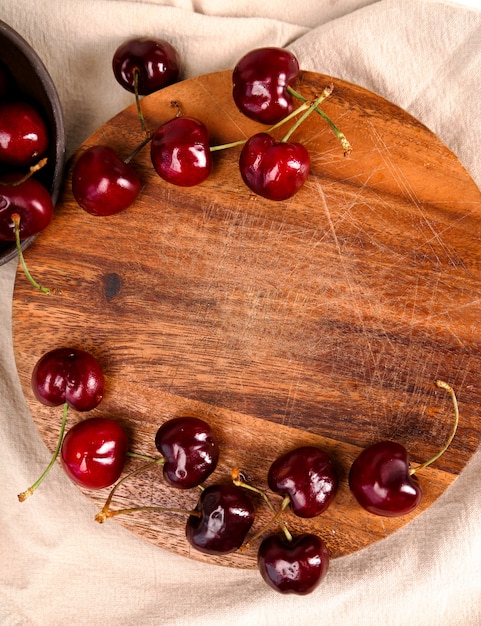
(0, 19), (66, 265)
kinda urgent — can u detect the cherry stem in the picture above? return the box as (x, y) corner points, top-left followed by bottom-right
(11, 213), (51, 294)
(18, 402), (69, 501)
(231, 468), (293, 548)
(287, 85), (352, 155)
(241, 496), (292, 551)
(123, 133), (153, 165)
(126, 451), (158, 462)
(0, 157), (48, 186)
(409, 380), (459, 475)
(133, 68), (148, 137)
(209, 100), (312, 153)
(96, 504), (201, 522)
(95, 457), (165, 522)
(281, 89), (332, 144)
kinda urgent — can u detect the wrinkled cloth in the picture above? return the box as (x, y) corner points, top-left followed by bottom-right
(0, 1), (480, 624)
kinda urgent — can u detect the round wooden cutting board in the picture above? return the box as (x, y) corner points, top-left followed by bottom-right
(12, 70), (481, 569)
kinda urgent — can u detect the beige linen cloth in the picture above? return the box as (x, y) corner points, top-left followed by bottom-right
(1, 1), (480, 624)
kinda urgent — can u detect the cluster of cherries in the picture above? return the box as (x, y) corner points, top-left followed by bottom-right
(12, 37), (460, 595)
(18, 346), (459, 596)
(0, 60), (55, 289)
(71, 41), (352, 220)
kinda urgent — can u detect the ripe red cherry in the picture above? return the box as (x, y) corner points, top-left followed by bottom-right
(239, 133), (310, 201)
(232, 47), (299, 124)
(154, 416), (219, 489)
(348, 441), (422, 517)
(150, 116), (212, 187)
(267, 446), (338, 518)
(32, 347), (105, 411)
(112, 37), (180, 95)
(60, 417), (129, 489)
(185, 484), (255, 555)
(349, 380), (459, 517)
(257, 533), (329, 595)
(0, 100), (49, 167)
(0, 174), (54, 240)
(71, 145), (141, 216)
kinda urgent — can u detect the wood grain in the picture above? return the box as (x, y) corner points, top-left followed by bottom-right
(12, 70), (481, 569)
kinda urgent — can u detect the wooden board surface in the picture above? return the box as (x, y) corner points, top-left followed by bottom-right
(12, 70), (481, 569)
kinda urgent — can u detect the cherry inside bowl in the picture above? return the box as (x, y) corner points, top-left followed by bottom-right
(0, 19), (66, 265)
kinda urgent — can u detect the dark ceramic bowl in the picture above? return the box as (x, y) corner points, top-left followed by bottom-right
(0, 19), (65, 265)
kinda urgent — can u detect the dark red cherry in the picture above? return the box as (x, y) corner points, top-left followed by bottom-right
(268, 446), (338, 518)
(239, 133), (310, 201)
(150, 116), (212, 187)
(32, 347), (105, 411)
(60, 417), (129, 489)
(155, 416), (219, 489)
(112, 37), (180, 95)
(348, 440), (422, 517)
(257, 533), (329, 595)
(0, 174), (54, 240)
(0, 100), (49, 167)
(71, 145), (141, 216)
(185, 484), (255, 555)
(232, 47), (299, 124)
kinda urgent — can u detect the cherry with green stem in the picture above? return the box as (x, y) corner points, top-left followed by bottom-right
(231, 469), (330, 594)
(18, 402), (69, 501)
(18, 348), (107, 500)
(349, 379), (460, 517)
(238, 90), (330, 201)
(112, 37), (181, 136)
(0, 164), (55, 293)
(95, 416), (219, 520)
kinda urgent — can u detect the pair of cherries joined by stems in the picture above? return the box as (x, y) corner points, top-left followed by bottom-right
(71, 44), (351, 223)
(18, 345), (460, 595)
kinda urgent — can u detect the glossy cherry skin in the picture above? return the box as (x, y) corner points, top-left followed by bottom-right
(232, 47), (299, 124)
(150, 116), (212, 187)
(32, 347), (105, 411)
(185, 484), (255, 555)
(60, 417), (129, 489)
(239, 133), (310, 201)
(0, 100), (49, 167)
(0, 174), (54, 240)
(268, 446), (338, 518)
(258, 533), (329, 595)
(155, 416), (219, 489)
(112, 37), (180, 95)
(72, 145), (141, 216)
(348, 440), (422, 516)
